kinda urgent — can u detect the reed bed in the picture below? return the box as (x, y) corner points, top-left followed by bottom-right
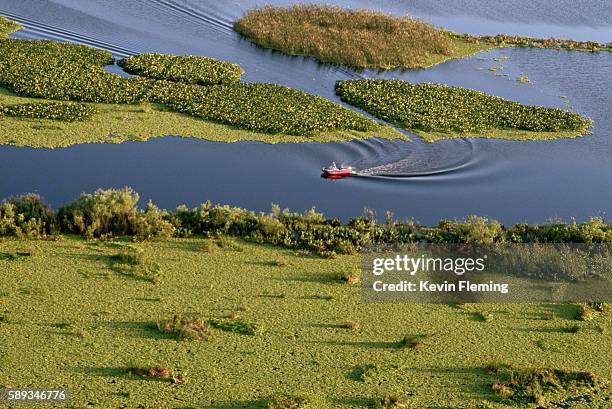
(234, 5), (456, 69)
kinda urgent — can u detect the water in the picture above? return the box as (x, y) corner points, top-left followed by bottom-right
(0, 1), (610, 224)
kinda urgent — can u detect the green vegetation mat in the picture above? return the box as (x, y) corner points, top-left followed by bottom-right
(0, 88), (401, 148)
(118, 53), (244, 85)
(335, 79), (592, 142)
(234, 5), (495, 69)
(0, 236), (609, 408)
(0, 24), (400, 146)
(0, 16), (21, 38)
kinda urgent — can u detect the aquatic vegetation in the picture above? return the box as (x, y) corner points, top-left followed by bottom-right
(157, 315), (211, 340)
(208, 317), (260, 336)
(456, 32), (612, 53)
(0, 31), (381, 139)
(0, 101), (96, 121)
(267, 393), (329, 409)
(0, 16), (22, 37)
(151, 82), (378, 136)
(234, 5), (480, 69)
(2, 235), (610, 407)
(335, 79), (592, 141)
(118, 53), (243, 85)
(486, 364), (600, 405)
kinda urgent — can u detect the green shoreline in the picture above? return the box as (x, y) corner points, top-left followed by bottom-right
(0, 88), (405, 148)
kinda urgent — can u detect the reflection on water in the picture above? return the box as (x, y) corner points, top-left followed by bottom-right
(0, 0), (610, 223)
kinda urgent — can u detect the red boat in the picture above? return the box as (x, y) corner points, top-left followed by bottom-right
(321, 162), (356, 179)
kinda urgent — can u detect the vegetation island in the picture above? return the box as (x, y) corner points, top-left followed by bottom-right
(0, 12), (597, 148)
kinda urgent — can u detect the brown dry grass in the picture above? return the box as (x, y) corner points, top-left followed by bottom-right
(234, 5), (457, 69)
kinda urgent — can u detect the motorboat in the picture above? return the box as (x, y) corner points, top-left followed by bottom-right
(321, 162), (356, 179)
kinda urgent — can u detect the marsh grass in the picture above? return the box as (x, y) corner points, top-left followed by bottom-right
(156, 315), (210, 341)
(487, 364), (599, 405)
(234, 5), (457, 69)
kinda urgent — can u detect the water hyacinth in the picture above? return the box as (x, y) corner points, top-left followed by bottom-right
(0, 33), (378, 136)
(150, 81), (378, 136)
(118, 53), (244, 85)
(0, 101), (97, 121)
(335, 79), (592, 136)
(0, 16), (22, 38)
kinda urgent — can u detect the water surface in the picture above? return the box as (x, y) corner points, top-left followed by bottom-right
(0, 1), (610, 223)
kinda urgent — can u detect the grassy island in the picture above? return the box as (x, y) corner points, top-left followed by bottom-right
(1, 189), (610, 408)
(234, 6), (612, 70)
(234, 5), (494, 69)
(0, 19), (402, 148)
(336, 79), (592, 142)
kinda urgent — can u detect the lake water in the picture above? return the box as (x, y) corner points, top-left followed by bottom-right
(0, 0), (610, 224)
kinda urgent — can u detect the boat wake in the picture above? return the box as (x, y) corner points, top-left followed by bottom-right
(338, 138), (477, 179)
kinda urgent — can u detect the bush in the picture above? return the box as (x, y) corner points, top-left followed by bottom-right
(234, 5), (456, 69)
(0, 194), (57, 237)
(335, 79), (592, 135)
(1, 101), (96, 121)
(57, 188), (173, 239)
(118, 53), (243, 85)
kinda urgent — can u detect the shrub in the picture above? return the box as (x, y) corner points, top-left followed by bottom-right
(335, 79), (592, 136)
(0, 194), (57, 237)
(118, 53), (243, 85)
(57, 188), (172, 239)
(234, 5), (456, 69)
(0, 101), (96, 121)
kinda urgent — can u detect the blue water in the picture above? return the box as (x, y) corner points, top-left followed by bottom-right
(0, 1), (610, 224)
